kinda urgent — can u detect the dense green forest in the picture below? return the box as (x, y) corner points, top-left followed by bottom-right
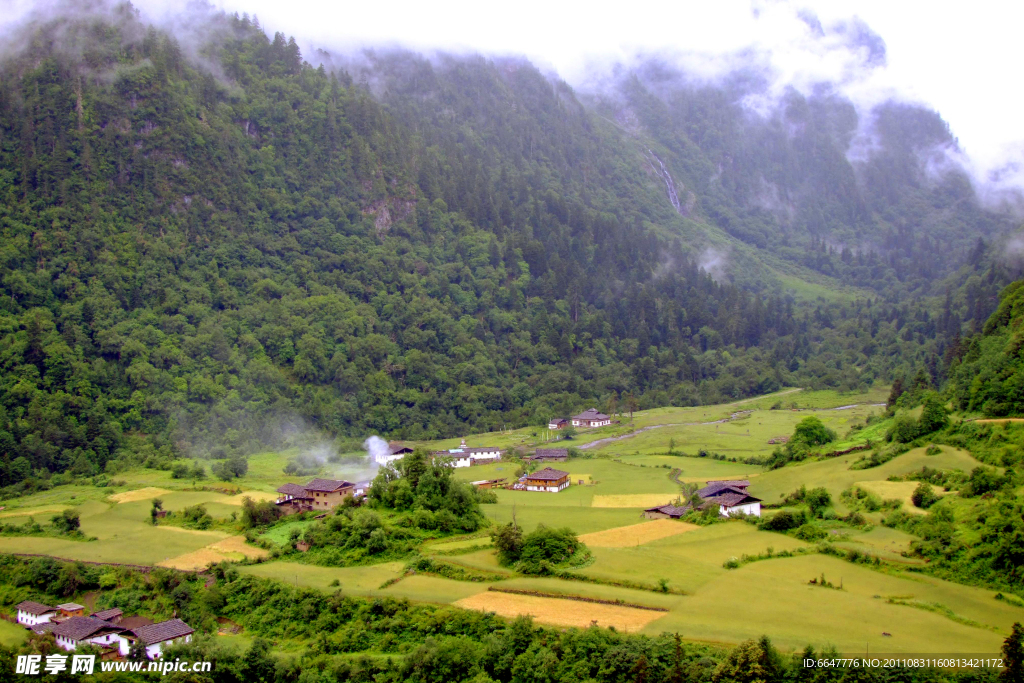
(0, 3), (1018, 484)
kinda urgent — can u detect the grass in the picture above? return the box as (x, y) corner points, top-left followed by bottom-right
(0, 619), (28, 647)
(239, 561), (405, 594)
(854, 480), (946, 514)
(259, 519), (315, 546)
(748, 446), (983, 514)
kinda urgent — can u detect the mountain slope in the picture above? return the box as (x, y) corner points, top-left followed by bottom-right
(0, 5), (1003, 483)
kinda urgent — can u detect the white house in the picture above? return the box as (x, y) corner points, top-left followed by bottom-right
(374, 442), (413, 467)
(696, 480), (762, 517)
(433, 439), (502, 468)
(51, 617), (125, 651)
(572, 408), (611, 428)
(15, 601), (57, 627)
(118, 619), (194, 660)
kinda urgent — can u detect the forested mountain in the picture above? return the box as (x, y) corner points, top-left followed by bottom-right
(0, 3), (1018, 482)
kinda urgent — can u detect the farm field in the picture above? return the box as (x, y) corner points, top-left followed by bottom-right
(0, 619), (28, 647)
(0, 386), (1012, 656)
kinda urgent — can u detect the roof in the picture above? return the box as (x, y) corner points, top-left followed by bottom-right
(52, 617), (122, 641)
(92, 608), (123, 622)
(388, 442), (414, 454)
(573, 408), (609, 421)
(304, 478), (353, 493)
(57, 603), (84, 611)
(29, 623), (56, 635)
(644, 504), (690, 517)
(131, 618), (194, 645)
(276, 483), (309, 498)
(532, 448), (568, 459)
(704, 491), (762, 508)
(526, 467), (569, 481)
(696, 480), (750, 498)
(118, 616), (154, 630)
(549, 418), (568, 424)
(16, 600), (56, 615)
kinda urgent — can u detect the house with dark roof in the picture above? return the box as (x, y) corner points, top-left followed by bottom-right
(572, 408), (611, 428)
(92, 608), (123, 624)
(643, 504), (690, 519)
(696, 480), (761, 517)
(528, 448), (569, 463)
(52, 616), (125, 651)
(15, 600), (57, 627)
(524, 467), (570, 492)
(304, 479), (355, 511)
(275, 482), (313, 514)
(57, 602), (85, 618)
(548, 418), (569, 430)
(117, 618), (194, 660)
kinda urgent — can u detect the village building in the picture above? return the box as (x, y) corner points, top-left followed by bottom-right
(16, 600), (57, 627)
(696, 480), (762, 517)
(528, 448), (569, 463)
(118, 619), (194, 660)
(275, 482), (313, 514)
(305, 479), (355, 510)
(524, 467), (570, 492)
(572, 408), (611, 428)
(52, 616), (125, 651)
(548, 418), (568, 430)
(432, 438), (502, 468)
(375, 442), (414, 467)
(92, 608), (123, 624)
(275, 478), (355, 514)
(643, 504), (690, 519)
(470, 478), (506, 489)
(353, 480), (372, 498)
(57, 603), (85, 618)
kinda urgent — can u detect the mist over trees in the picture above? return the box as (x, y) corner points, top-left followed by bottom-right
(0, 4), (1017, 485)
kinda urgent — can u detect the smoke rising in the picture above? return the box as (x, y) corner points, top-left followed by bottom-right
(362, 436), (390, 468)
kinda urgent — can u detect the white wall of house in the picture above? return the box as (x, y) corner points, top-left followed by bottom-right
(525, 481), (569, 492)
(17, 610), (54, 626)
(721, 502), (761, 517)
(56, 635), (76, 651)
(117, 634), (192, 659)
(374, 452), (404, 466)
(469, 451), (499, 463)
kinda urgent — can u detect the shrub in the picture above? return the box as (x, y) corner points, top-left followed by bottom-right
(911, 482), (939, 509)
(759, 509), (805, 532)
(792, 416), (836, 446)
(793, 523), (826, 541)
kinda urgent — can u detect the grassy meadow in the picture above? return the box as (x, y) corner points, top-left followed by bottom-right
(0, 386), (1014, 655)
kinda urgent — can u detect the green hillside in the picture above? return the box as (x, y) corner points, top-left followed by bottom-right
(0, 5), (1013, 489)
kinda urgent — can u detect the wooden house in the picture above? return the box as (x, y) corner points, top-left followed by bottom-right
(529, 448), (568, 463)
(524, 467), (570, 492)
(92, 608), (123, 624)
(304, 478), (355, 511)
(57, 603), (85, 619)
(275, 482), (313, 514)
(548, 418), (568, 430)
(643, 504), (690, 519)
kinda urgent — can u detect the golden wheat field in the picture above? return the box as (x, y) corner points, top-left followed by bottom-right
(854, 480), (946, 514)
(157, 548), (232, 570)
(579, 519), (699, 548)
(591, 494), (678, 508)
(108, 487), (172, 503)
(222, 492), (279, 506)
(454, 591), (667, 632)
(208, 535), (269, 558)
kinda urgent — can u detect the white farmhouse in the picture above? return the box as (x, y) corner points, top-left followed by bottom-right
(572, 408), (611, 428)
(16, 601), (58, 627)
(696, 480), (762, 517)
(118, 618), (194, 659)
(51, 616), (125, 651)
(432, 439), (502, 468)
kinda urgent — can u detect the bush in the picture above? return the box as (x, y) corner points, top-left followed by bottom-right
(911, 482), (939, 509)
(240, 497), (282, 528)
(792, 416), (836, 446)
(51, 509), (81, 535)
(759, 509), (805, 532)
(925, 444), (942, 455)
(793, 523), (826, 541)
(181, 504), (213, 529)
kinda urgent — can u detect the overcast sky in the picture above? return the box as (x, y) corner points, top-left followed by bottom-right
(4, 0), (1022, 188)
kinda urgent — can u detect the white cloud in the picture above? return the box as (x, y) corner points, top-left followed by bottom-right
(3, 0), (1022, 192)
